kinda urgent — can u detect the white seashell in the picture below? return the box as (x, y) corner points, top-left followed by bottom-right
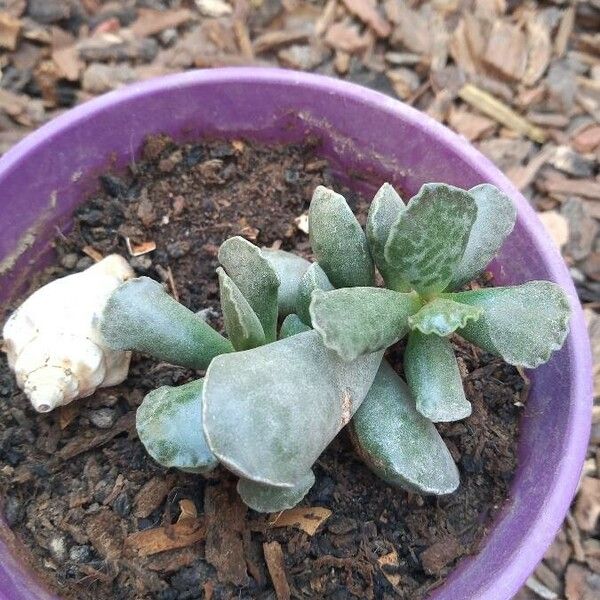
(2, 254), (134, 413)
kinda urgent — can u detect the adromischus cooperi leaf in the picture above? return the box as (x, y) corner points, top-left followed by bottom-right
(297, 262), (333, 326)
(310, 287), (422, 361)
(366, 183), (409, 291)
(384, 184), (478, 295)
(452, 281), (571, 368)
(237, 471), (315, 513)
(100, 277), (233, 369)
(348, 361), (459, 494)
(217, 268), (265, 351)
(408, 297), (483, 337)
(404, 331), (472, 422)
(202, 330), (383, 488)
(449, 184), (517, 289)
(309, 186), (375, 288)
(262, 248), (311, 316)
(279, 314), (311, 339)
(136, 379), (218, 474)
(218, 236), (280, 342)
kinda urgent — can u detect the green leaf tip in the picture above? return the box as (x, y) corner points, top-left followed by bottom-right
(309, 185), (374, 288)
(279, 314), (311, 339)
(408, 297), (483, 337)
(237, 471), (315, 513)
(384, 183), (478, 295)
(297, 262), (334, 326)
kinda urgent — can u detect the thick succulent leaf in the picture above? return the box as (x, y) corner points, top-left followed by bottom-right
(297, 262), (334, 325)
(100, 277), (233, 369)
(408, 298), (483, 337)
(309, 186), (374, 288)
(279, 314), (311, 339)
(262, 248), (311, 316)
(203, 330), (383, 487)
(310, 288), (421, 361)
(449, 184), (517, 289)
(218, 236), (279, 342)
(366, 183), (409, 291)
(218, 268), (265, 351)
(136, 379), (218, 474)
(452, 281), (571, 368)
(404, 331), (471, 422)
(384, 183), (478, 295)
(237, 471), (315, 513)
(349, 361), (459, 494)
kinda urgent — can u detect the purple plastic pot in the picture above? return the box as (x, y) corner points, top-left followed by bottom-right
(0, 68), (592, 599)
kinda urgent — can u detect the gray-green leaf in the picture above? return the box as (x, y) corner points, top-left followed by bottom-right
(279, 314), (311, 339)
(384, 183), (478, 295)
(297, 262), (333, 326)
(309, 186), (374, 288)
(100, 277), (233, 369)
(136, 379), (218, 474)
(366, 182), (408, 291)
(404, 331), (471, 422)
(218, 268), (266, 351)
(408, 297), (483, 337)
(449, 184), (517, 289)
(349, 361), (459, 494)
(452, 281), (571, 368)
(203, 330), (383, 487)
(310, 287), (421, 361)
(218, 236), (280, 342)
(237, 471), (315, 513)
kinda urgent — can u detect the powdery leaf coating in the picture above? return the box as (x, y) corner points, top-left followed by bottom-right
(218, 268), (265, 351)
(348, 361), (459, 494)
(202, 330), (383, 487)
(310, 287), (422, 361)
(262, 248), (311, 316)
(100, 277), (233, 369)
(297, 262), (333, 326)
(452, 281), (571, 368)
(366, 182), (409, 291)
(404, 331), (472, 422)
(218, 236), (280, 342)
(408, 297), (483, 337)
(384, 183), (478, 295)
(450, 184), (517, 289)
(136, 379), (218, 474)
(309, 185), (375, 288)
(237, 471), (315, 513)
(279, 314), (311, 339)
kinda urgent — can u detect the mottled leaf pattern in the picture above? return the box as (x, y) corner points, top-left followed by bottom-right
(349, 361), (459, 494)
(309, 186), (374, 288)
(101, 277), (233, 369)
(310, 287), (421, 361)
(453, 281), (571, 368)
(237, 471), (315, 513)
(262, 248), (310, 316)
(408, 297), (483, 337)
(297, 262), (333, 325)
(384, 183), (477, 295)
(279, 314), (311, 339)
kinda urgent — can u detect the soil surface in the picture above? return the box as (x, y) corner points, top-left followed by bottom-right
(0, 137), (526, 600)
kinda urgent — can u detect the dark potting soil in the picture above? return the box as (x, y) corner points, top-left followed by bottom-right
(0, 137), (527, 600)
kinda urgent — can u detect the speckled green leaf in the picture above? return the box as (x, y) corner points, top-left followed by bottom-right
(203, 330), (383, 487)
(297, 263), (334, 325)
(404, 331), (471, 422)
(310, 288), (421, 361)
(309, 186), (374, 288)
(348, 361), (459, 494)
(452, 281), (571, 368)
(384, 183), (478, 295)
(449, 184), (517, 289)
(218, 236), (280, 342)
(279, 314), (311, 339)
(366, 182), (409, 291)
(218, 268), (265, 351)
(237, 471), (315, 513)
(100, 277), (233, 369)
(408, 298), (483, 337)
(262, 248), (311, 316)
(137, 379), (218, 474)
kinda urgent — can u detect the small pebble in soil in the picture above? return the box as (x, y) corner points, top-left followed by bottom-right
(3, 495), (23, 527)
(112, 492), (131, 517)
(88, 408), (117, 429)
(48, 535), (68, 563)
(69, 545), (93, 563)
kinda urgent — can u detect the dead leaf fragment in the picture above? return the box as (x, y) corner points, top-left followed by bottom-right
(133, 474), (176, 519)
(125, 238), (156, 257)
(85, 509), (126, 561)
(378, 550), (401, 587)
(325, 22), (369, 54)
(482, 21), (527, 82)
(269, 506), (332, 536)
(263, 541), (291, 600)
(574, 477), (600, 533)
(341, 0), (391, 38)
(125, 519), (205, 557)
(82, 245), (104, 262)
(420, 535), (462, 575)
(0, 12), (21, 50)
(131, 8), (193, 39)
